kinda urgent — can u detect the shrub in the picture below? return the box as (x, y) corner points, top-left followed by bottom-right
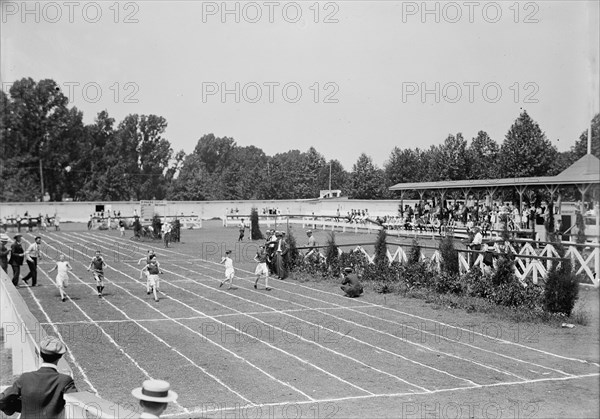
(171, 218), (181, 242)
(490, 254), (516, 287)
(285, 228), (301, 270)
(462, 270), (492, 299)
(408, 239), (421, 265)
(325, 232), (341, 277)
(151, 215), (162, 239)
(543, 246), (579, 316)
(250, 208), (264, 240)
(431, 272), (463, 295)
(439, 235), (459, 275)
(374, 228), (388, 266)
(133, 217), (142, 237)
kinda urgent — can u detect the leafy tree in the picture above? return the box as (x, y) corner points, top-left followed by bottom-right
(570, 113), (600, 160)
(429, 133), (469, 181)
(349, 153), (385, 199)
(384, 147), (429, 188)
(468, 131), (499, 179)
(317, 159), (349, 195)
(499, 111), (558, 177)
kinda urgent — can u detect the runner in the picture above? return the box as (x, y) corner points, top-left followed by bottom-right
(219, 250), (235, 290)
(87, 250), (108, 298)
(253, 245), (271, 291)
(138, 250), (156, 293)
(48, 254), (72, 302)
(140, 259), (163, 302)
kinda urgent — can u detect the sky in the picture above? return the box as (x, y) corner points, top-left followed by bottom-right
(1, 0), (599, 170)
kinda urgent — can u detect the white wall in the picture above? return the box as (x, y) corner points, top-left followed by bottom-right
(0, 199), (411, 223)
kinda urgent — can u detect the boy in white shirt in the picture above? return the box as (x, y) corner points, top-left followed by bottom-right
(219, 250), (235, 289)
(48, 254), (72, 302)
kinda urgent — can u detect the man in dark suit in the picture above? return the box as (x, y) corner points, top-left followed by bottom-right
(0, 335), (77, 418)
(341, 267), (363, 298)
(9, 234), (25, 286)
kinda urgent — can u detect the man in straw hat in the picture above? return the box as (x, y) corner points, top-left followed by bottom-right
(0, 233), (10, 274)
(132, 379), (178, 418)
(0, 335), (77, 418)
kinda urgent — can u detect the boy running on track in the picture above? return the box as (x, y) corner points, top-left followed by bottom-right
(140, 259), (163, 302)
(87, 250), (108, 298)
(253, 245), (271, 291)
(48, 254), (72, 302)
(219, 250), (235, 289)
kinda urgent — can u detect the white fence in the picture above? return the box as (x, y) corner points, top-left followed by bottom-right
(0, 269), (137, 418)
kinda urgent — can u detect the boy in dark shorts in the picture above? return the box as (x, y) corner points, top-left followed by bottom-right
(87, 250), (108, 297)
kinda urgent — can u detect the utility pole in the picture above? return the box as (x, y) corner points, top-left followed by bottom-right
(328, 162), (332, 192)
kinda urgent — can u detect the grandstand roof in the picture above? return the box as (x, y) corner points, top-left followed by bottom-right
(389, 154), (600, 192)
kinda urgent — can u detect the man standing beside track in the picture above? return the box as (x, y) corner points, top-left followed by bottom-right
(0, 234), (9, 273)
(9, 234), (25, 286)
(23, 236), (42, 286)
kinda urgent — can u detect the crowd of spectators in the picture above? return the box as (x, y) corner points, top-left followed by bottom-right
(1, 212), (59, 233)
(377, 200), (562, 237)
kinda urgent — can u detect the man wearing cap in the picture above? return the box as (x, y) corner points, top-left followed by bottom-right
(132, 379), (178, 418)
(8, 234), (26, 286)
(0, 234), (10, 273)
(341, 267), (363, 298)
(303, 230), (316, 261)
(0, 336), (77, 418)
(23, 236), (42, 286)
(273, 231), (288, 280)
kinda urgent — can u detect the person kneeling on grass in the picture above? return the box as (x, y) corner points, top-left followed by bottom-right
(48, 254), (72, 302)
(341, 267), (363, 298)
(141, 259), (163, 302)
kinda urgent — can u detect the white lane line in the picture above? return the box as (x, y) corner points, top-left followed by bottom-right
(157, 260), (483, 386)
(77, 233), (431, 393)
(61, 233), (317, 403)
(145, 250), (525, 382)
(165, 372), (600, 417)
(19, 279), (98, 396)
(39, 305), (372, 326)
(33, 236), (189, 414)
(182, 252), (588, 375)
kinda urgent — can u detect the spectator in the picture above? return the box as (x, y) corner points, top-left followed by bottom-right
(0, 336), (77, 418)
(9, 234), (26, 286)
(23, 236), (42, 286)
(0, 234), (10, 273)
(132, 379), (178, 418)
(341, 267), (363, 298)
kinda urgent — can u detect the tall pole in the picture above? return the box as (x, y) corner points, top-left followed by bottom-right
(39, 158), (44, 201)
(328, 162), (332, 192)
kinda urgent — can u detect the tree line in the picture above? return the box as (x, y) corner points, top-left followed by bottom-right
(1, 78), (598, 202)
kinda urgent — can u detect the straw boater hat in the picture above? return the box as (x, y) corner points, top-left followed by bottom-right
(40, 336), (66, 355)
(0, 233), (10, 242)
(344, 267), (353, 273)
(13, 234), (22, 240)
(132, 380), (178, 403)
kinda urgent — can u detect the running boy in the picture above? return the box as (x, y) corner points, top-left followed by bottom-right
(87, 250), (108, 298)
(219, 250), (235, 289)
(48, 254), (72, 302)
(253, 245), (271, 291)
(140, 259), (163, 302)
